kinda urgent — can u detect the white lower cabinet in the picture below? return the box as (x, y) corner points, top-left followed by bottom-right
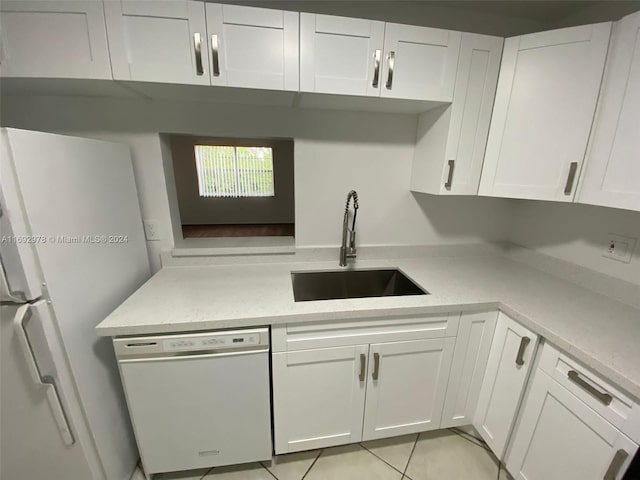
(362, 338), (455, 440)
(442, 311), (498, 427)
(473, 312), (539, 459)
(506, 369), (638, 480)
(271, 314), (460, 454)
(271, 312), (637, 480)
(272, 345), (368, 454)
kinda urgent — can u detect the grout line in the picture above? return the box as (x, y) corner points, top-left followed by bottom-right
(449, 428), (492, 452)
(300, 449), (323, 480)
(449, 427), (486, 444)
(359, 443), (409, 477)
(259, 461), (280, 480)
(402, 433), (420, 478)
(198, 466), (214, 479)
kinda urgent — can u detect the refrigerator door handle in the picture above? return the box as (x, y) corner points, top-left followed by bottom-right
(0, 254), (26, 302)
(13, 305), (76, 446)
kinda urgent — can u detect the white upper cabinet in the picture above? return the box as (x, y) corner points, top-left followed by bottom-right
(0, 0), (112, 79)
(579, 11), (640, 212)
(104, 0), (210, 85)
(411, 33), (503, 195)
(380, 23), (461, 102)
(205, 4), (299, 91)
(479, 23), (612, 202)
(300, 13), (385, 96)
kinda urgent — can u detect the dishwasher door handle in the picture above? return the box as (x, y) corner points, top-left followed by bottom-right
(118, 347), (270, 363)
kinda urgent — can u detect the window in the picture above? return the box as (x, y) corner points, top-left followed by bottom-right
(194, 145), (274, 198)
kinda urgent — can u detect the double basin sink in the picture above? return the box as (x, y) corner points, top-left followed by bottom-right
(292, 268), (428, 302)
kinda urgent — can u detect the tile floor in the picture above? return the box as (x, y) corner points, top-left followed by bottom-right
(131, 429), (514, 480)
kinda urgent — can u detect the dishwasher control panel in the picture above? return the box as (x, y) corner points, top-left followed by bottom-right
(113, 328), (269, 359)
(163, 333), (260, 352)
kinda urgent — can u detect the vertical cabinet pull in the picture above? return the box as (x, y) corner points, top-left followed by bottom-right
(564, 162), (578, 195)
(211, 34), (220, 77)
(385, 51), (395, 90)
(515, 336), (530, 366)
(193, 33), (204, 76)
(603, 449), (628, 480)
(371, 49), (381, 88)
(444, 160), (455, 189)
(359, 353), (366, 381)
(567, 370), (613, 406)
(372, 352), (380, 380)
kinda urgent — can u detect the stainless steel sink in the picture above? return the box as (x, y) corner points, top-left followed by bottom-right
(291, 269), (428, 302)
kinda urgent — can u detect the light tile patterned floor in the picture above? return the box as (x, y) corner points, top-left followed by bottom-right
(132, 429), (514, 480)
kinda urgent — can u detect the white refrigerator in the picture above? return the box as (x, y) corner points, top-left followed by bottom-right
(0, 128), (151, 480)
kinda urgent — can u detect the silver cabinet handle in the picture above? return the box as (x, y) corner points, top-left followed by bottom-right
(193, 33), (204, 76)
(371, 49), (381, 88)
(13, 305), (75, 446)
(603, 449), (628, 480)
(515, 336), (530, 366)
(359, 353), (366, 381)
(385, 51), (395, 90)
(444, 160), (455, 189)
(211, 34), (220, 77)
(564, 162), (578, 195)
(372, 352), (380, 380)
(568, 370), (613, 406)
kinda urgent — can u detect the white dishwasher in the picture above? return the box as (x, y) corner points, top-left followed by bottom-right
(113, 328), (272, 477)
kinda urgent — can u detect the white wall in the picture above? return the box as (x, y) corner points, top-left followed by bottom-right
(0, 95), (515, 270)
(3, 94), (638, 284)
(509, 200), (640, 285)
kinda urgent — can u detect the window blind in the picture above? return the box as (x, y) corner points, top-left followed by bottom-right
(194, 145), (274, 198)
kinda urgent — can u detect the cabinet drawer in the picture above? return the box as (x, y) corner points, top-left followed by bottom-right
(538, 343), (637, 436)
(271, 313), (460, 352)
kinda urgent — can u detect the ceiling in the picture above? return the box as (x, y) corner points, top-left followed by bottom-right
(213, 0), (640, 36)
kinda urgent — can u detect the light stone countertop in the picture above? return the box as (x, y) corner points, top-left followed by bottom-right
(96, 252), (640, 400)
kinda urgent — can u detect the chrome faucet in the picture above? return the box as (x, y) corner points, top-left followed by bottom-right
(339, 190), (359, 266)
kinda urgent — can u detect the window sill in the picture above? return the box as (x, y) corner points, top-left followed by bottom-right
(172, 236), (295, 257)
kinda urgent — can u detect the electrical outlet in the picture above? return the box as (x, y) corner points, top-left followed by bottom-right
(143, 219), (161, 241)
(603, 233), (636, 263)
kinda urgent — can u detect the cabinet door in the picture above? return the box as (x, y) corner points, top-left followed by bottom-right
(579, 12), (640, 212)
(442, 311), (498, 428)
(205, 4), (298, 91)
(0, 0), (111, 79)
(479, 23), (611, 201)
(379, 23), (461, 102)
(300, 13), (384, 96)
(442, 33), (503, 195)
(272, 345), (368, 454)
(506, 370), (637, 480)
(362, 338), (455, 441)
(474, 312), (538, 459)
(104, 0), (210, 85)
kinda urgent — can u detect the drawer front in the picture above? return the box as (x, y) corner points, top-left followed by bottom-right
(538, 343), (635, 432)
(271, 313), (460, 352)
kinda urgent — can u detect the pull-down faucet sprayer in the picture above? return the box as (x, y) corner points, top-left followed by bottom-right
(339, 190), (359, 267)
